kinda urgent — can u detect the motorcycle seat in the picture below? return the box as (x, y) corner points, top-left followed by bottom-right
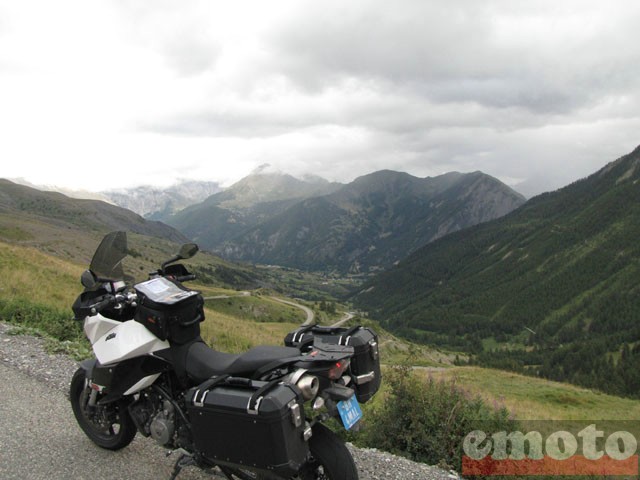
(185, 340), (300, 383)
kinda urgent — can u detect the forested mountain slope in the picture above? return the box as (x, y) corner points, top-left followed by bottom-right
(355, 145), (640, 396)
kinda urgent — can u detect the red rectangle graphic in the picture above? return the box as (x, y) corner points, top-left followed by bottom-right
(462, 455), (639, 476)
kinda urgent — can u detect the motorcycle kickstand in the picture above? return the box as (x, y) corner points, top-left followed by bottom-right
(167, 450), (196, 480)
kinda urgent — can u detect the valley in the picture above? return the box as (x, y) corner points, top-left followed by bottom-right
(3, 148), (640, 473)
(2, 235), (638, 424)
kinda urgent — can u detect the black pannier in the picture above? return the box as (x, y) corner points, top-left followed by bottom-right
(285, 325), (381, 403)
(186, 376), (310, 477)
(134, 277), (204, 344)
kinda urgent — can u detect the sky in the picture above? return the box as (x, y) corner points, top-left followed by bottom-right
(1, 0), (639, 198)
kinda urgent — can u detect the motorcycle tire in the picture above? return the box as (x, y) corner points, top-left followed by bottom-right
(221, 423), (359, 480)
(299, 423), (359, 480)
(69, 367), (137, 450)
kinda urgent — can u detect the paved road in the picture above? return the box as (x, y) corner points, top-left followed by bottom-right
(330, 311), (355, 328)
(268, 296), (315, 325)
(202, 291), (251, 300)
(0, 363), (211, 480)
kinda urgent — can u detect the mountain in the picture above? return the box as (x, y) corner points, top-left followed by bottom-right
(102, 180), (222, 219)
(166, 168), (342, 249)
(0, 179), (189, 245)
(0, 179), (268, 290)
(7, 178), (112, 202)
(353, 145), (640, 396)
(217, 170), (525, 273)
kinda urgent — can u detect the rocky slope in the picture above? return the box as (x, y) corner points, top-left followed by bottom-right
(103, 180), (222, 219)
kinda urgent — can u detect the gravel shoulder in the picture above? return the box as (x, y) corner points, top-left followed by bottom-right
(0, 322), (458, 480)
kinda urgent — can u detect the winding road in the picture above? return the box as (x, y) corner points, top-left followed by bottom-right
(268, 296), (315, 324)
(203, 292), (354, 328)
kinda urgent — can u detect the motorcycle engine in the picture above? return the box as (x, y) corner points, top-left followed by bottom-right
(149, 400), (175, 446)
(129, 391), (187, 448)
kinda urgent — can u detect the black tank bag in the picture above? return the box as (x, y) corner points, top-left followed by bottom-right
(134, 277), (204, 344)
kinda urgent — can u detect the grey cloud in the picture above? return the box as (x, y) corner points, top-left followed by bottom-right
(115, 0), (222, 76)
(161, 36), (222, 77)
(118, 0), (640, 197)
(269, 0), (640, 114)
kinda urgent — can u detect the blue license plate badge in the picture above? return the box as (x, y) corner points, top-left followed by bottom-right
(337, 395), (362, 430)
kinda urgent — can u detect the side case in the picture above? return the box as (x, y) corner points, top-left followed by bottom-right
(186, 377), (310, 477)
(286, 325), (382, 403)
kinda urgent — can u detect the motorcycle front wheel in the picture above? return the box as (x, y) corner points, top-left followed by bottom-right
(221, 423), (359, 480)
(69, 367), (137, 450)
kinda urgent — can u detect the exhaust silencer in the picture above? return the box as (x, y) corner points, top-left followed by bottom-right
(296, 374), (319, 400)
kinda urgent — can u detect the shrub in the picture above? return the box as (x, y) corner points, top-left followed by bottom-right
(360, 365), (516, 471)
(0, 298), (89, 359)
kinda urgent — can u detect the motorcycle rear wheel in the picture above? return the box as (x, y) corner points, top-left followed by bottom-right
(69, 367), (137, 450)
(221, 423), (359, 480)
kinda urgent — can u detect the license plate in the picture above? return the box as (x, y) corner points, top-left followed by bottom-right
(337, 395), (362, 430)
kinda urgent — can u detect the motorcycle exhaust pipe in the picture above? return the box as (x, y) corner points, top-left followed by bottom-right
(290, 369), (320, 400)
(296, 374), (319, 401)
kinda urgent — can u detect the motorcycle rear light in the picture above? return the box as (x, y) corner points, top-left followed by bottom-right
(328, 359), (350, 380)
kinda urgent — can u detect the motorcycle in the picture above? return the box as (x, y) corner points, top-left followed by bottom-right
(70, 231), (381, 480)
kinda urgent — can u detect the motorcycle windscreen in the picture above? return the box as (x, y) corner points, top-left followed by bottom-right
(90, 231), (128, 281)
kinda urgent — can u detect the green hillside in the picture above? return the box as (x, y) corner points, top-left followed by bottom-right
(355, 145), (640, 397)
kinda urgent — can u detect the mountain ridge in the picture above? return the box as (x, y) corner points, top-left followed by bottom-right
(166, 170), (343, 249)
(0, 179), (189, 244)
(214, 169), (525, 273)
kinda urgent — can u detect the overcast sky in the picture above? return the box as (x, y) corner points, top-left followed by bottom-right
(1, 0), (639, 197)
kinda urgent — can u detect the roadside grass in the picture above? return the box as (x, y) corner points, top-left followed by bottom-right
(204, 294), (306, 324)
(0, 241), (92, 358)
(427, 366), (640, 420)
(0, 241), (82, 308)
(200, 307), (301, 353)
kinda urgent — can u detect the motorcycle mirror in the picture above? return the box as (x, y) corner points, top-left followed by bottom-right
(81, 270), (97, 289)
(178, 243), (199, 260)
(161, 243), (199, 273)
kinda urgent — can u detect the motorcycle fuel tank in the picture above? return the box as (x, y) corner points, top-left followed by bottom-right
(92, 319), (169, 366)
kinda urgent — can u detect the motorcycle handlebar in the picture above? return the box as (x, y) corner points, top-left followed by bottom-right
(175, 274), (196, 282)
(88, 292), (137, 315)
(89, 295), (115, 315)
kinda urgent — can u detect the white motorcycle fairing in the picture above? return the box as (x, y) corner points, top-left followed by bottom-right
(84, 313), (121, 344)
(85, 315), (170, 366)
